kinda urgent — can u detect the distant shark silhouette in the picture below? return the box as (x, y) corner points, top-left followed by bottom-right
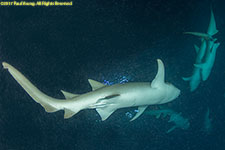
(202, 108), (212, 134)
(182, 9), (219, 91)
(145, 108), (190, 133)
(182, 38), (207, 91)
(195, 42), (220, 81)
(2, 59), (180, 121)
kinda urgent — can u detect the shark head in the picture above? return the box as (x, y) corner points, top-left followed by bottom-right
(182, 118), (190, 130)
(151, 59), (180, 104)
(163, 82), (181, 103)
(169, 113), (190, 130)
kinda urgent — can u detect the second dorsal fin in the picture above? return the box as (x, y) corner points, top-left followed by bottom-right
(88, 79), (106, 91)
(60, 90), (79, 99)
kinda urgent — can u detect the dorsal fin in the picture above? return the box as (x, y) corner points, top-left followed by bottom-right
(151, 59), (165, 88)
(88, 79), (106, 91)
(60, 90), (79, 99)
(207, 9), (218, 36)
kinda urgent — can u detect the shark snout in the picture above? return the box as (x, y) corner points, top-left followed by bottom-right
(166, 84), (181, 103)
(175, 88), (181, 99)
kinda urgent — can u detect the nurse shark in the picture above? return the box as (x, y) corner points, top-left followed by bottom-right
(182, 40), (206, 91)
(195, 42), (220, 81)
(202, 108), (212, 134)
(2, 59), (180, 121)
(183, 9), (219, 91)
(145, 108), (190, 133)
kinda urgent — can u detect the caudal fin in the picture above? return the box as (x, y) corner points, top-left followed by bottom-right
(2, 62), (62, 113)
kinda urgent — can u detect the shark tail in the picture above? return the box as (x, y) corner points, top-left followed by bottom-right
(2, 62), (65, 113)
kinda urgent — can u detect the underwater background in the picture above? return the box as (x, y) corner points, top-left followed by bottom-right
(0, 0), (225, 149)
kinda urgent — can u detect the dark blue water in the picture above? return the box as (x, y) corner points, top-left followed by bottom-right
(0, 0), (225, 149)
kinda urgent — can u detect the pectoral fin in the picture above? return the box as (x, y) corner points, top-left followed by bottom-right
(167, 126), (177, 133)
(96, 107), (117, 121)
(94, 94), (120, 121)
(182, 76), (192, 81)
(130, 106), (148, 121)
(194, 63), (205, 69)
(156, 114), (161, 119)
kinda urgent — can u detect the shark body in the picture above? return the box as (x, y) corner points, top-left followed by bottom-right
(182, 37), (207, 91)
(202, 108), (212, 134)
(182, 66), (202, 92)
(183, 9), (219, 91)
(195, 42), (220, 81)
(2, 59), (180, 121)
(145, 108), (190, 133)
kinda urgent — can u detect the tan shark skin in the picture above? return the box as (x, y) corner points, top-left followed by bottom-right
(2, 59), (180, 121)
